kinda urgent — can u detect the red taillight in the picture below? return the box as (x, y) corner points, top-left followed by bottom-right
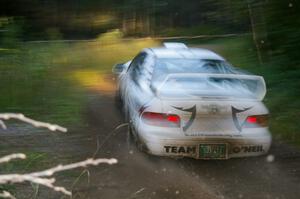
(167, 115), (180, 123)
(246, 116), (257, 123)
(243, 114), (268, 128)
(141, 112), (180, 127)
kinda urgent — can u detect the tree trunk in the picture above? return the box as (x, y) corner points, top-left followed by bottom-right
(247, 0), (269, 64)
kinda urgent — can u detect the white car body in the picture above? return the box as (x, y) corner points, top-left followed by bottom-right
(116, 43), (271, 159)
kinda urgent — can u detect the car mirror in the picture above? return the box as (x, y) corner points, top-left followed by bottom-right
(112, 63), (126, 75)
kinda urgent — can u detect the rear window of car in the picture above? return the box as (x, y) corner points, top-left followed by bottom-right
(151, 58), (244, 84)
(150, 58), (262, 100)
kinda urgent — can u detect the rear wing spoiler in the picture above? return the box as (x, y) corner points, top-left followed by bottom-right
(155, 73), (266, 101)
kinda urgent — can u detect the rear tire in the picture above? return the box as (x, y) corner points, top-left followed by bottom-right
(115, 89), (130, 122)
(129, 121), (148, 153)
(115, 88), (123, 108)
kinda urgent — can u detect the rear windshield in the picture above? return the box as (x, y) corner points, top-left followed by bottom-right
(151, 59), (264, 100)
(151, 58), (246, 84)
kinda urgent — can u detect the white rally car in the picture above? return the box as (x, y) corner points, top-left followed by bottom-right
(114, 42), (271, 159)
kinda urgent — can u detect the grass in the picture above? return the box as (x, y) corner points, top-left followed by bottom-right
(0, 152), (47, 173)
(0, 152), (47, 196)
(0, 32), (159, 125)
(157, 25), (226, 37)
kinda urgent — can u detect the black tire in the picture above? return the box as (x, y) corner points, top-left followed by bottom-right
(129, 122), (148, 153)
(114, 88), (123, 108)
(115, 89), (129, 122)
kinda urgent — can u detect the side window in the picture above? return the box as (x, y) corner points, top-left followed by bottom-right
(127, 53), (145, 73)
(129, 53), (147, 84)
(141, 55), (155, 85)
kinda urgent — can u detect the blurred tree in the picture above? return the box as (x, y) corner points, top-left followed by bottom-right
(0, 17), (23, 48)
(264, 0), (300, 68)
(0, 0), (299, 68)
(246, 0), (269, 64)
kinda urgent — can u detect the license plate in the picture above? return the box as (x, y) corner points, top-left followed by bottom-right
(199, 143), (228, 159)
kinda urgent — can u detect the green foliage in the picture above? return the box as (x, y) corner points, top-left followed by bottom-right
(0, 152), (47, 173)
(157, 25), (225, 37)
(0, 37), (159, 125)
(263, 1), (300, 68)
(0, 0), (252, 39)
(0, 184), (16, 196)
(96, 29), (123, 44)
(262, 67), (300, 145)
(0, 17), (23, 49)
(0, 42), (84, 124)
(0, 152), (47, 196)
(45, 27), (63, 40)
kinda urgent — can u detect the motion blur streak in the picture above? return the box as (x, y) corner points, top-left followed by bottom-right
(71, 70), (116, 93)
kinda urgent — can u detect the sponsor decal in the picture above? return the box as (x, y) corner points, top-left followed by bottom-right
(164, 146), (196, 154)
(232, 145), (264, 153)
(187, 133), (242, 137)
(172, 105), (196, 132)
(231, 106), (252, 132)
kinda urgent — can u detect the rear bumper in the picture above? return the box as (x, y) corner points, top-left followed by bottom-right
(137, 127), (271, 159)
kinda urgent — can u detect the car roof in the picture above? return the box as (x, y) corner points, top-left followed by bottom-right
(145, 43), (225, 61)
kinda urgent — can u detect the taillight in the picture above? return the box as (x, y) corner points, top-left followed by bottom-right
(141, 112), (181, 127)
(243, 114), (268, 128)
